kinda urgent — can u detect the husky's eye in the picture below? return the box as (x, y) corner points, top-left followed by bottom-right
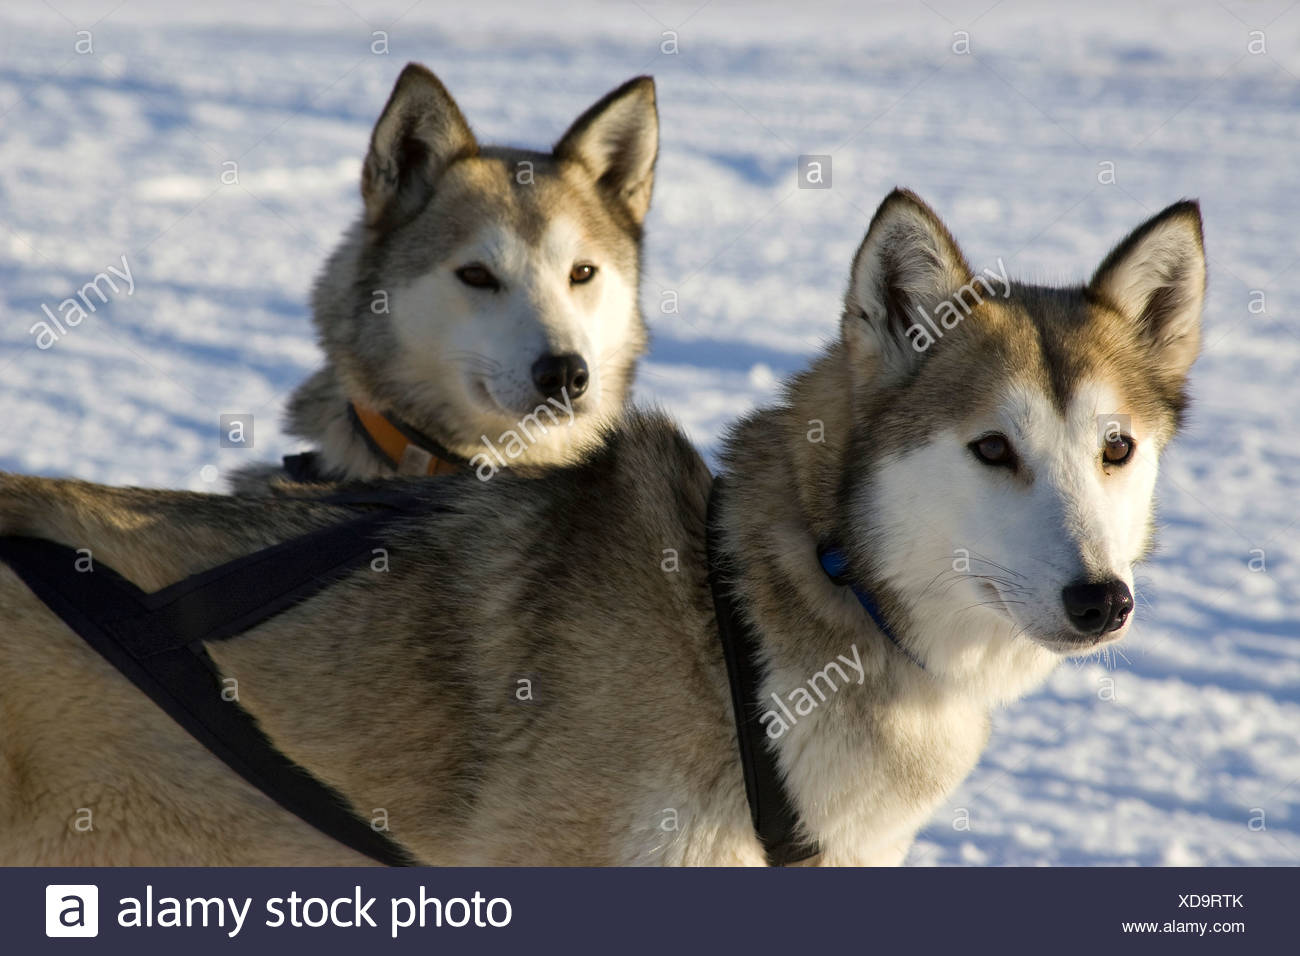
(570, 263), (597, 285)
(455, 264), (500, 291)
(970, 433), (1016, 468)
(1103, 434), (1135, 466)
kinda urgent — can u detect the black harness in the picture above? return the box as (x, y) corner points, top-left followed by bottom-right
(0, 490), (426, 866)
(0, 479), (826, 867)
(281, 450), (329, 483)
(706, 481), (821, 865)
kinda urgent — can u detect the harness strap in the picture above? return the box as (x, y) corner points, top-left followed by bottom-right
(706, 479), (820, 866)
(0, 496), (425, 866)
(282, 451), (327, 483)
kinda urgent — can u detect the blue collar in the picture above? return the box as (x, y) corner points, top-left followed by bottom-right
(817, 546), (927, 672)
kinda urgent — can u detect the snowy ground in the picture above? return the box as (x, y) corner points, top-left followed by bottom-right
(1, 0), (1297, 865)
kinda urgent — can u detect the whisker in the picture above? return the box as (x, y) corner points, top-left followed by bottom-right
(965, 552), (1027, 580)
(957, 600), (1026, 613)
(446, 350), (503, 373)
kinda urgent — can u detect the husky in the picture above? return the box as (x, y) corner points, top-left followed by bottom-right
(0, 191), (1204, 865)
(232, 63), (657, 490)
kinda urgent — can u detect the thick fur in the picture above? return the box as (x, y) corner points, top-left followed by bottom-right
(0, 192), (1204, 865)
(232, 64), (657, 491)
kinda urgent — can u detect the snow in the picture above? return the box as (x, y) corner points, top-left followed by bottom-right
(1, 0), (1297, 865)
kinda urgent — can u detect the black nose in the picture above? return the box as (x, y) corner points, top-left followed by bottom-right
(1061, 579), (1134, 635)
(530, 353), (589, 401)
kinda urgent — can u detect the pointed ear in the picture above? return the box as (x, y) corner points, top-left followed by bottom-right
(554, 76), (658, 224)
(362, 63), (477, 232)
(842, 189), (973, 377)
(1089, 200), (1205, 381)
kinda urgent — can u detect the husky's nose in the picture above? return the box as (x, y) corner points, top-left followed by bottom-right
(531, 353), (589, 401)
(1061, 579), (1134, 635)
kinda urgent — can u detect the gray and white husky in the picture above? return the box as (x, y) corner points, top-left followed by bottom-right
(234, 63), (657, 489)
(0, 190), (1204, 865)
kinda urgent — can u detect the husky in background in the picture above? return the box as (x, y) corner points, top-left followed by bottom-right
(234, 63), (657, 489)
(0, 191), (1204, 865)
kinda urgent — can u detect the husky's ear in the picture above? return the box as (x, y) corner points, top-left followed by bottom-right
(1089, 200), (1205, 380)
(842, 189), (972, 377)
(362, 63), (477, 232)
(554, 76), (658, 224)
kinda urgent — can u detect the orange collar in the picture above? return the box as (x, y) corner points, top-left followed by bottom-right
(349, 403), (464, 476)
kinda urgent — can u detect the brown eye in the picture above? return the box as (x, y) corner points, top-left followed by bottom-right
(570, 263), (597, 284)
(455, 264), (499, 290)
(970, 433), (1016, 468)
(1103, 435), (1135, 465)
